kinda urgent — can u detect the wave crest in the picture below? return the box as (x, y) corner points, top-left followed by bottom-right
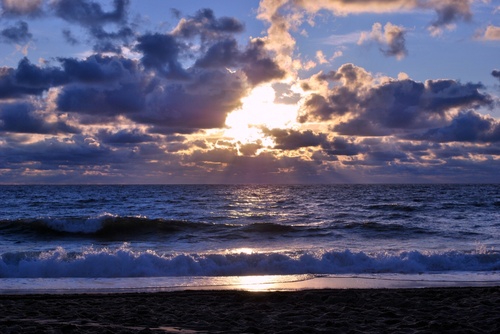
(2, 247), (499, 278)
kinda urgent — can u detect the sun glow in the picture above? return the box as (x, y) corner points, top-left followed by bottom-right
(225, 84), (299, 144)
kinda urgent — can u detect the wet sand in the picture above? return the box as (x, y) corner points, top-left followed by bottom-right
(1, 287), (499, 333)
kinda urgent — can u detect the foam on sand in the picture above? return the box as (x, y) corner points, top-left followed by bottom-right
(1, 272), (499, 294)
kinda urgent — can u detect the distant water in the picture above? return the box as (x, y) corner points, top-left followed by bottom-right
(1, 184), (499, 282)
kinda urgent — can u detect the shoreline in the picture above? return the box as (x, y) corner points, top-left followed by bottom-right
(2, 272), (500, 295)
(1, 287), (499, 333)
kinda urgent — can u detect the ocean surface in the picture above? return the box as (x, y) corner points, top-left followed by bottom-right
(1, 184), (499, 291)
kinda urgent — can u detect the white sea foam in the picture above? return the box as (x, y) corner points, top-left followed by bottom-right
(1, 246), (499, 278)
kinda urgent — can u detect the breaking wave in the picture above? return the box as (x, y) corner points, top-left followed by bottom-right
(1, 246), (499, 278)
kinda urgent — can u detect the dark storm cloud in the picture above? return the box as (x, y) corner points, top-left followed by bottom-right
(239, 39), (285, 85)
(59, 54), (136, 84)
(51, 0), (129, 26)
(55, 55), (146, 118)
(258, 128), (381, 161)
(366, 149), (409, 164)
(196, 38), (285, 85)
(0, 58), (66, 98)
(56, 83), (145, 117)
(53, 52), (246, 130)
(14, 58), (67, 87)
(263, 128), (327, 150)
(0, 20), (32, 43)
(135, 33), (188, 79)
(0, 9), (279, 132)
(1, 134), (113, 168)
(333, 119), (391, 136)
(321, 137), (361, 156)
(300, 89), (356, 121)
(411, 111), (500, 143)
(172, 8), (244, 41)
(131, 67), (246, 130)
(302, 64), (492, 137)
(194, 38), (240, 68)
(98, 129), (154, 145)
(0, 102), (78, 134)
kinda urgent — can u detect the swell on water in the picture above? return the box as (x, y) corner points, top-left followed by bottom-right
(1, 246), (499, 278)
(0, 214), (218, 237)
(0, 214), (439, 240)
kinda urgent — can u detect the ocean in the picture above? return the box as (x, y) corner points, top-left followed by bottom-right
(1, 184), (499, 292)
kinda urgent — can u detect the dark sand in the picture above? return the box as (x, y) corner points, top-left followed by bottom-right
(1, 287), (499, 333)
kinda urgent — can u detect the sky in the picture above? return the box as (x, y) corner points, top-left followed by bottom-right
(0, 0), (499, 184)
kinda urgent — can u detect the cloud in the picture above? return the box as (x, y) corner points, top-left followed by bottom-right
(194, 38), (240, 68)
(272, 82), (302, 104)
(257, 0), (300, 72)
(316, 50), (329, 64)
(321, 137), (361, 156)
(237, 39), (286, 85)
(292, 0), (473, 32)
(52, 52), (247, 131)
(56, 82), (146, 117)
(238, 142), (263, 156)
(0, 21), (32, 44)
(172, 8), (245, 41)
(263, 128), (327, 150)
(1, 14), (274, 132)
(483, 25), (500, 40)
(59, 54), (136, 84)
(0, 58), (66, 99)
(301, 63), (493, 137)
(50, 0), (133, 52)
(89, 26), (134, 53)
(426, 0), (472, 36)
(1, 0), (43, 17)
(51, 0), (129, 26)
(1, 134), (113, 169)
(0, 102), (78, 134)
(359, 22), (408, 59)
(135, 32), (187, 79)
(0, 4), (498, 184)
(195, 38), (286, 85)
(492, 70), (500, 82)
(410, 111), (500, 143)
(257, 0), (474, 68)
(53, 55), (146, 118)
(323, 32), (362, 46)
(132, 67), (247, 130)
(98, 129), (154, 145)
(292, 0), (417, 15)
(62, 29), (79, 45)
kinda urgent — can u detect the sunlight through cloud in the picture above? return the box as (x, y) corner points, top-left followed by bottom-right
(224, 84), (300, 145)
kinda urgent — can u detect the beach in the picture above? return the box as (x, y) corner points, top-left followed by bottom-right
(2, 185), (499, 333)
(1, 287), (499, 333)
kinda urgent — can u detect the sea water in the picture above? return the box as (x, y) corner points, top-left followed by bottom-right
(1, 184), (499, 291)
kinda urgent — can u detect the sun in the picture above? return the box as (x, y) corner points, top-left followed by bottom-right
(224, 84), (299, 144)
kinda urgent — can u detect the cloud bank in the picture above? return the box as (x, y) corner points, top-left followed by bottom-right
(0, 0), (498, 184)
